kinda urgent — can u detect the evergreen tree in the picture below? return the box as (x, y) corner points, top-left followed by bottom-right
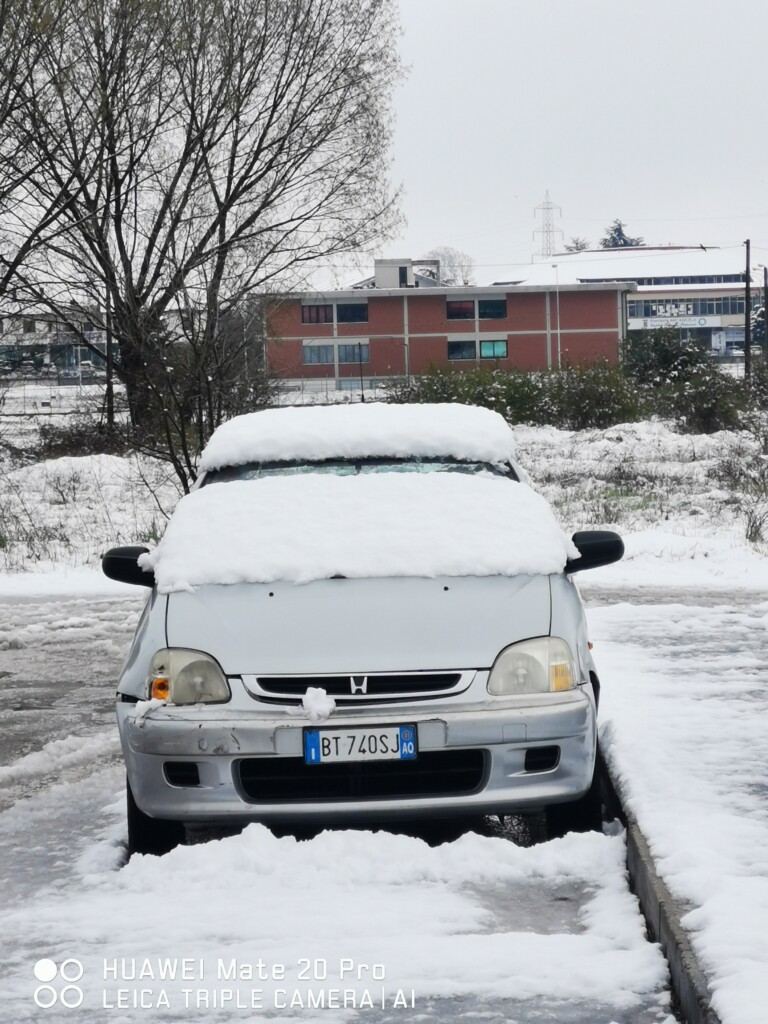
(564, 237), (589, 252)
(599, 220), (643, 248)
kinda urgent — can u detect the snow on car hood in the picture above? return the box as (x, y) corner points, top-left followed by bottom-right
(198, 403), (517, 470)
(165, 574), (553, 674)
(140, 473), (578, 591)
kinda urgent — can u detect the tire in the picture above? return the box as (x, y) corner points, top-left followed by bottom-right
(126, 778), (186, 857)
(544, 762), (604, 841)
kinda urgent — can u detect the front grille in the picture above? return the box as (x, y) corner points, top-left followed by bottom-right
(236, 750), (486, 802)
(246, 672), (467, 706)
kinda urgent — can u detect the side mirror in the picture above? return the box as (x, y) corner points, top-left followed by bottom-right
(565, 531), (624, 574)
(102, 546), (155, 587)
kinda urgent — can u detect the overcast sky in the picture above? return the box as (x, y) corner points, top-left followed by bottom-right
(335, 0), (768, 286)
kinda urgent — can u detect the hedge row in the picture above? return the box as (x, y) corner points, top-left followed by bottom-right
(382, 333), (768, 434)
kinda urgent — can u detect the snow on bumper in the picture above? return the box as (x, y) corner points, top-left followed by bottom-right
(118, 694), (595, 823)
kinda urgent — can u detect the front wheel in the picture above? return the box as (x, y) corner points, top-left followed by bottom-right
(126, 778), (186, 858)
(544, 763), (604, 841)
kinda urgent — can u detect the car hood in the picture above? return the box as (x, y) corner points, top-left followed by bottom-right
(164, 575), (552, 675)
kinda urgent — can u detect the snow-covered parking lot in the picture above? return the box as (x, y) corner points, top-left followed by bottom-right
(1, 415), (768, 1023)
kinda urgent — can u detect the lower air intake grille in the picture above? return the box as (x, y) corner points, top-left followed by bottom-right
(164, 762), (201, 787)
(524, 746), (560, 773)
(237, 750), (486, 802)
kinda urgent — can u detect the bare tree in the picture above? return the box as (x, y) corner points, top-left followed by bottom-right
(3, 0), (401, 486)
(423, 246), (475, 286)
(0, 0), (87, 298)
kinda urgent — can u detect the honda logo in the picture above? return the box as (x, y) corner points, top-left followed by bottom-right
(350, 676), (368, 695)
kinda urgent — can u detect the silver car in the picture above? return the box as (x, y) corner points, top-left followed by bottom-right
(103, 403), (623, 855)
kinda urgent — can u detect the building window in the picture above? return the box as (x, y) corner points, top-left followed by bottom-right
(598, 274), (744, 286)
(302, 344), (334, 364)
(301, 304), (333, 324)
(23, 318), (36, 333)
(336, 303), (368, 323)
(628, 296), (747, 318)
(447, 340), (476, 360)
(447, 298), (508, 321)
(446, 300), (474, 320)
(480, 340), (507, 359)
(338, 344), (369, 363)
(478, 299), (507, 319)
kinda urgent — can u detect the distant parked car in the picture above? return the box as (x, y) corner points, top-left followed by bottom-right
(103, 403), (624, 856)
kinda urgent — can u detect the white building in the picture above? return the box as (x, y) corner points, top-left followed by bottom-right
(495, 246), (760, 355)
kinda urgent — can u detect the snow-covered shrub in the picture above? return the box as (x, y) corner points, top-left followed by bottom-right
(37, 417), (131, 458)
(621, 327), (710, 385)
(542, 362), (644, 430)
(660, 364), (746, 434)
(712, 423), (768, 541)
(383, 364), (644, 430)
(747, 355), (768, 411)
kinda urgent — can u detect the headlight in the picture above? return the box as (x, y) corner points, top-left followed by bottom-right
(148, 648), (231, 705)
(487, 637), (578, 696)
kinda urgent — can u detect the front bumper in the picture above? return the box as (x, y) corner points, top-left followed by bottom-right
(118, 688), (596, 825)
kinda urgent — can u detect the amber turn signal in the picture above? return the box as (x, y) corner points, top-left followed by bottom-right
(151, 677), (170, 700)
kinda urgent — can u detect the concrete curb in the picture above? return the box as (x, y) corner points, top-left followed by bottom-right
(598, 751), (722, 1024)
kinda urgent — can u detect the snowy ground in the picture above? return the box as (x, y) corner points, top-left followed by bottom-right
(2, 402), (768, 1022)
(586, 587), (768, 1024)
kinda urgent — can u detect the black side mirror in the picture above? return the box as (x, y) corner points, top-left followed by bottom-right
(102, 546), (155, 587)
(565, 531), (624, 574)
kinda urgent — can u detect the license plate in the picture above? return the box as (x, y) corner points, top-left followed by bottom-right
(303, 725), (417, 764)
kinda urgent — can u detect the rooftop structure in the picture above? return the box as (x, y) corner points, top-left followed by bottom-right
(496, 246), (759, 356)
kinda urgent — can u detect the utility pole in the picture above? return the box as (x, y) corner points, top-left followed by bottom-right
(552, 264), (562, 369)
(745, 239), (751, 379)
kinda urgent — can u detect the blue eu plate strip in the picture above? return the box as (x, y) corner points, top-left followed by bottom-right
(304, 730), (321, 764)
(399, 726), (416, 760)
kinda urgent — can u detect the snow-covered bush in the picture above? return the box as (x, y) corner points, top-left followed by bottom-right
(660, 364), (746, 434)
(382, 364), (645, 429)
(621, 327), (710, 385)
(384, 347), (749, 435)
(543, 362), (643, 430)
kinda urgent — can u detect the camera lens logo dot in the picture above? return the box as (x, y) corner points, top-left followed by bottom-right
(34, 986), (57, 1009)
(61, 959), (84, 982)
(34, 959), (57, 983)
(60, 985), (84, 1008)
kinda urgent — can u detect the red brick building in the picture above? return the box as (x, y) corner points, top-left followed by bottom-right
(267, 259), (634, 391)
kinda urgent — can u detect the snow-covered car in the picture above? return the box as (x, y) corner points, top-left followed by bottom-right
(103, 403), (623, 855)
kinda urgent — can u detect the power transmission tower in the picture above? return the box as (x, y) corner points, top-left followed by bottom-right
(533, 191), (563, 260)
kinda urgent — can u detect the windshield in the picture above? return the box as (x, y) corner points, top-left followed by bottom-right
(202, 457), (517, 485)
